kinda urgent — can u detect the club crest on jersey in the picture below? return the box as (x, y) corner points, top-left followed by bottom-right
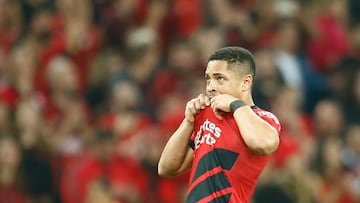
(194, 119), (222, 149)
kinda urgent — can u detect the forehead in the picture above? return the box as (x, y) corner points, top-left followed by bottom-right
(205, 60), (229, 74)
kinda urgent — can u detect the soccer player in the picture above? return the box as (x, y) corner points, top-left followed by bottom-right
(158, 47), (281, 203)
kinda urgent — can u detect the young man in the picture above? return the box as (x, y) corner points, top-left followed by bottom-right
(158, 47), (281, 203)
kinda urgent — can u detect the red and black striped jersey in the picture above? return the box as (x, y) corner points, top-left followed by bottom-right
(187, 106), (281, 203)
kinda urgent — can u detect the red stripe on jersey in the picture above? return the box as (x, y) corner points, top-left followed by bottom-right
(188, 166), (223, 192)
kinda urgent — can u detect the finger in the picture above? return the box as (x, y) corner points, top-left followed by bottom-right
(194, 97), (202, 112)
(189, 101), (198, 115)
(199, 94), (208, 109)
(186, 100), (196, 115)
(205, 95), (211, 106)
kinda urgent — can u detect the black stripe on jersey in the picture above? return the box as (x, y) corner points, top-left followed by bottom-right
(189, 140), (195, 150)
(191, 148), (239, 183)
(186, 171), (230, 203)
(208, 193), (232, 203)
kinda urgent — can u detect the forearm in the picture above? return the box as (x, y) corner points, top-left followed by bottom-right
(233, 106), (279, 155)
(158, 119), (194, 177)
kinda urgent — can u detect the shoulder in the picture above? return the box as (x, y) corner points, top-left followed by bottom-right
(252, 106), (281, 133)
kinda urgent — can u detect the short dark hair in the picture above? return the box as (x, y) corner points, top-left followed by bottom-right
(208, 47), (256, 78)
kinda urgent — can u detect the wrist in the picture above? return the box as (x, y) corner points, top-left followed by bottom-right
(230, 100), (246, 113)
(183, 117), (195, 125)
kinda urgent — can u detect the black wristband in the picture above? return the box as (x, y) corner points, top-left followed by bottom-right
(230, 100), (246, 113)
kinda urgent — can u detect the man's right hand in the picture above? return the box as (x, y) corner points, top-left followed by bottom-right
(185, 94), (211, 123)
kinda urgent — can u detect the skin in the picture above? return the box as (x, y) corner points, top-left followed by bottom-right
(158, 60), (280, 177)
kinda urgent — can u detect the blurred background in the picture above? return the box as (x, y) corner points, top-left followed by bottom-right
(0, 0), (360, 202)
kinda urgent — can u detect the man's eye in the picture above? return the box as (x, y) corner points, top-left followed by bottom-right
(217, 77), (224, 81)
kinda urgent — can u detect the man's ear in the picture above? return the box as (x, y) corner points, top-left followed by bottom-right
(242, 74), (253, 91)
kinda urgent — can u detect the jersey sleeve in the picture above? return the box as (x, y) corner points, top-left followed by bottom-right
(255, 110), (281, 135)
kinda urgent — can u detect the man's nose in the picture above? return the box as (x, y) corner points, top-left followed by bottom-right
(206, 80), (217, 94)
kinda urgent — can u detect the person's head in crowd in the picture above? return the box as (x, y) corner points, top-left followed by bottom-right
(312, 136), (343, 178)
(28, 8), (53, 45)
(56, 0), (93, 24)
(15, 101), (43, 149)
(0, 136), (22, 185)
(254, 48), (279, 78)
(90, 130), (115, 163)
(326, 0), (349, 23)
(111, 80), (142, 113)
(271, 86), (302, 122)
(46, 55), (79, 94)
(0, 0), (22, 35)
(167, 38), (200, 73)
(192, 28), (223, 64)
(274, 17), (307, 53)
(89, 49), (125, 88)
(8, 45), (37, 98)
(206, 0), (242, 27)
(313, 99), (344, 137)
(85, 178), (114, 203)
(126, 42), (161, 84)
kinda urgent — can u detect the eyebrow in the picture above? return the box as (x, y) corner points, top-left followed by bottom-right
(205, 72), (226, 77)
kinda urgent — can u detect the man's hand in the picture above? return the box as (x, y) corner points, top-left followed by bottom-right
(185, 94), (211, 123)
(210, 94), (238, 120)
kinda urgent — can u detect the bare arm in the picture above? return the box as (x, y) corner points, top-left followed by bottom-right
(158, 94), (211, 177)
(210, 94), (279, 155)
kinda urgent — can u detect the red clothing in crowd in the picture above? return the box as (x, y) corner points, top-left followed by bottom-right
(34, 17), (101, 96)
(60, 152), (103, 203)
(0, 185), (28, 203)
(307, 14), (350, 73)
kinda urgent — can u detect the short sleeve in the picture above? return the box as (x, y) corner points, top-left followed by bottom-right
(255, 110), (281, 135)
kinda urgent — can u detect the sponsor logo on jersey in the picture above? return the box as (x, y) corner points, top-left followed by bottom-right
(194, 119), (222, 149)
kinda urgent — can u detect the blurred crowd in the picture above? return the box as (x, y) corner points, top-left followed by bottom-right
(0, 0), (360, 203)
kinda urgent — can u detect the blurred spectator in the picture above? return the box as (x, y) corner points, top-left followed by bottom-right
(43, 55), (82, 123)
(85, 178), (115, 203)
(252, 48), (285, 110)
(0, 0), (23, 53)
(87, 48), (126, 117)
(97, 80), (152, 203)
(272, 17), (329, 113)
(270, 86), (316, 201)
(59, 130), (108, 203)
(311, 137), (355, 203)
(306, 0), (350, 74)
(348, 0), (360, 25)
(0, 136), (29, 203)
(312, 99), (344, 138)
(16, 101), (56, 203)
(342, 124), (360, 201)
(342, 68), (360, 126)
(98, 0), (148, 50)
(150, 38), (202, 116)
